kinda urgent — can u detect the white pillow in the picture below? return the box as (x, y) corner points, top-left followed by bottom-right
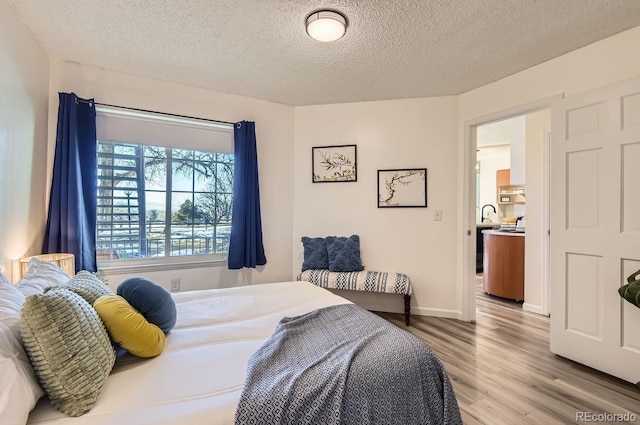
(0, 273), (44, 425)
(0, 272), (24, 334)
(15, 258), (71, 297)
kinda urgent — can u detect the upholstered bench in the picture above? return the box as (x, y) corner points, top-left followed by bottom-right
(297, 269), (413, 325)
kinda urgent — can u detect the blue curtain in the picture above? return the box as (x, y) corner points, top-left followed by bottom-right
(42, 92), (97, 272)
(228, 121), (267, 269)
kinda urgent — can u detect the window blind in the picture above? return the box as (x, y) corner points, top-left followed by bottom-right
(96, 106), (233, 153)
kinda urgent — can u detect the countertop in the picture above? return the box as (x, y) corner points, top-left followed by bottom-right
(482, 229), (525, 237)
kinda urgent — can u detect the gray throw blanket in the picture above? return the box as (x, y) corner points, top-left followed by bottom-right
(235, 304), (462, 425)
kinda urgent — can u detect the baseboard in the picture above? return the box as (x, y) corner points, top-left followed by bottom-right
(456, 311), (474, 322)
(326, 289), (459, 319)
(522, 302), (547, 316)
(412, 306), (459, 319)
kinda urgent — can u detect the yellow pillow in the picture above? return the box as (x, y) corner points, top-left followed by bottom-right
(93, 295), (165, 358)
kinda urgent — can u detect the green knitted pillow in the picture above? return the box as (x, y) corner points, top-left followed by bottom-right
(20, 288), (115, 416)
(619, 269), (640, 308)
(46, 270), (113, 305)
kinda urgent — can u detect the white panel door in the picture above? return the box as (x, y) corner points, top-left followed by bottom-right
(550, 77), (640, 384)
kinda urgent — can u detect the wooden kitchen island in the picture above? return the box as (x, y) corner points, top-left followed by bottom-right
(482, 229), (524, 301)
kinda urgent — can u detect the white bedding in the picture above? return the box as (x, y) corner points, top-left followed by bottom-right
(26, 281), (350, 425)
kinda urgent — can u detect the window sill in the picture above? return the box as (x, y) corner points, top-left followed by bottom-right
(98, 256), (227, 276)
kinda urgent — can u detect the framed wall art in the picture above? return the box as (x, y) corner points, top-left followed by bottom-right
(312, 144), (357, 183)
(377, 168), (427, 208)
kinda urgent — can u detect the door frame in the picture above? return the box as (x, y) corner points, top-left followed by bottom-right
(541, 129), (551, 316)
(460, 95), (561, 322)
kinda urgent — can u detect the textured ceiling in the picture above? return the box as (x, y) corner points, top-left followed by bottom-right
(7, 0), (640, 106)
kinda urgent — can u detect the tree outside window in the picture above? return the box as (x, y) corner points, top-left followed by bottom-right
(96, 142), (233, 261)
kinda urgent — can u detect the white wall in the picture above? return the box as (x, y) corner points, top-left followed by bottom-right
(458, 25), (640, 316)
(476, 148), (509, 223)
(293, 97), (460, 317)
(460, 26), (640, 121)
(508, 116), (526, 186)
(47, 60), (295, 291)
(0, 0), (50, 281)
(4, 2), (640, 322)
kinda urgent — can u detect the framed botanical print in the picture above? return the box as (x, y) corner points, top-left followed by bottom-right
(377, 168), (427, 207)
(312, 145), (357, 183)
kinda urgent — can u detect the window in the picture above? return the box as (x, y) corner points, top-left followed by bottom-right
(95, 107), (234, 266)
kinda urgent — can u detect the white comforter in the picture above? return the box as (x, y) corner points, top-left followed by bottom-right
(26, 281), (350, 425)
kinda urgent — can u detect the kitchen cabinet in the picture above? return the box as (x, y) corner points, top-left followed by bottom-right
(496, 169), (510, 187)
(496, 169), (525, 205)
(482, 230), (524, 301)
(476, 224), (494, 273)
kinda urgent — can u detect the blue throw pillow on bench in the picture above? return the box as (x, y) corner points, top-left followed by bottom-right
(301, 237), (329, 271)
(326, 235), (365, 272)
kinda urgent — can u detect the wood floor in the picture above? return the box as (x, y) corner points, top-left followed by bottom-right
(376, 279), (640, 424)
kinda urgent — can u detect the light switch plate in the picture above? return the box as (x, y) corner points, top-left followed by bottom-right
(434, 209), (442, 221)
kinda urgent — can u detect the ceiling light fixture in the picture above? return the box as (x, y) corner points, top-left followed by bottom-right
(306, 10), (347, 42)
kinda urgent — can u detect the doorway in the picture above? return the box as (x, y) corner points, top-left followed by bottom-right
(461, 97), (556, 322)
(475, 116), (526, 307)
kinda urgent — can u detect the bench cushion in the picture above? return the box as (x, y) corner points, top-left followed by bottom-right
(298, 269), (411, 295)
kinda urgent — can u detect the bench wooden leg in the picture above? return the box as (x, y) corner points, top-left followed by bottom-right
(404, 294), (411, 326)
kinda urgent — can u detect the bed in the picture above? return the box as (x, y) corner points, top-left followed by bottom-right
(10, 277), (460, 425)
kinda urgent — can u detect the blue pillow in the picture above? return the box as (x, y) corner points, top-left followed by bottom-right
(301, 237), (329, 271)
(325, 235), (365, 272)
(117, 277), (176, 334)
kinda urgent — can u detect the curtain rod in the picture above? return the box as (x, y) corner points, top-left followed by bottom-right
(78, 99), (236, 126)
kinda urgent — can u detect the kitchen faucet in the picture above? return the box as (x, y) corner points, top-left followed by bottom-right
(481, 204), (496, 223)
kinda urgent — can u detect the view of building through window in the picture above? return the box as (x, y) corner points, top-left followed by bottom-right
(96, 142), (233, 261)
